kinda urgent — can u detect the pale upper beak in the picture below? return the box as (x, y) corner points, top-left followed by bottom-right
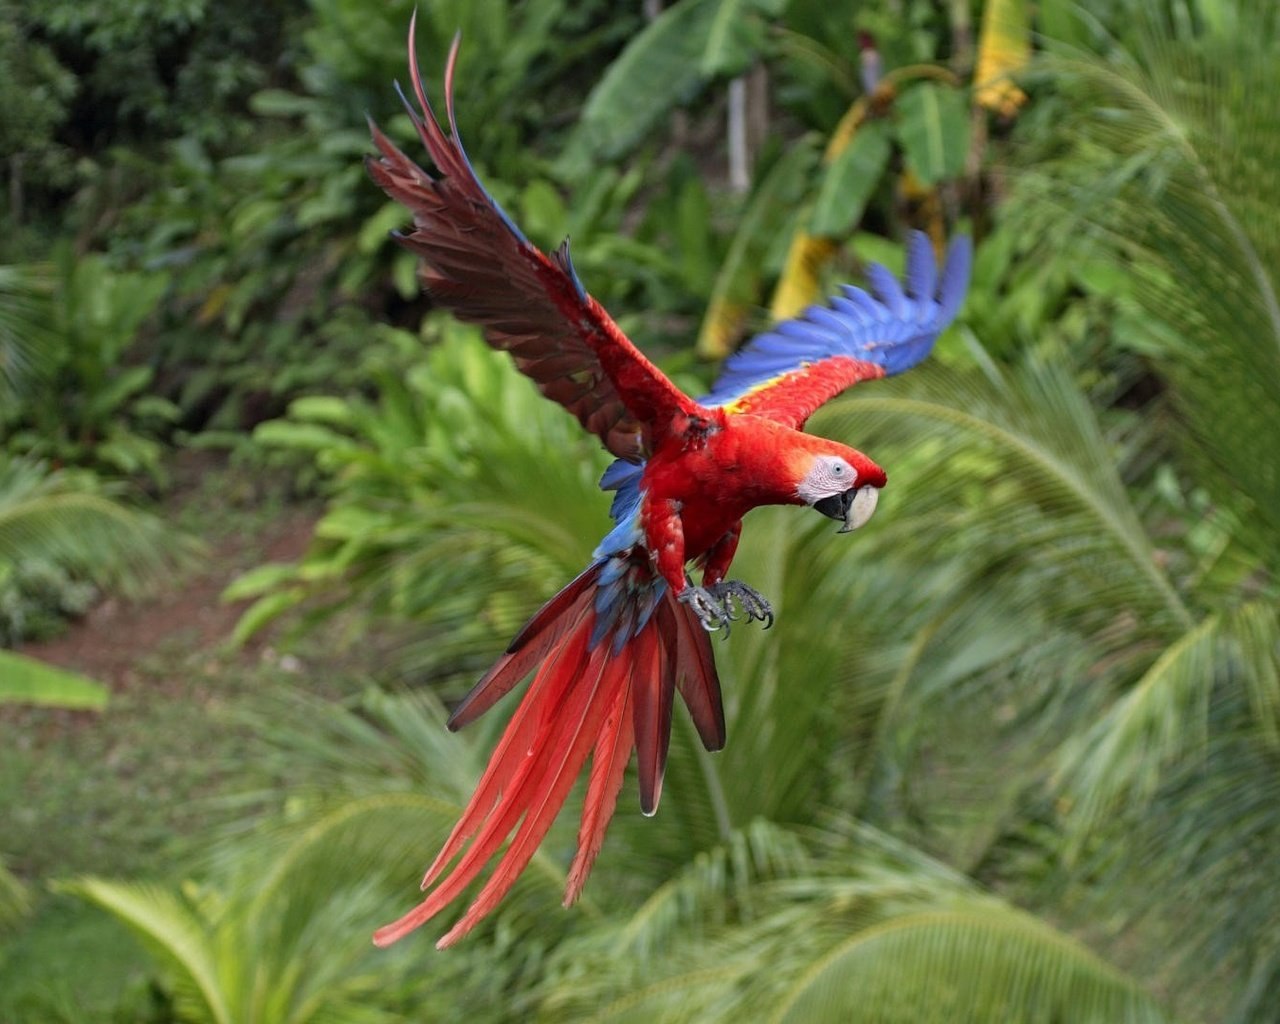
(813, 484), (880, 533)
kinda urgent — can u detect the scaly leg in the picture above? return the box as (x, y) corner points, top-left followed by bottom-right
(708, 579), (774, 628)
(678, 579), (775, 634)
(678, 585), (735, 634)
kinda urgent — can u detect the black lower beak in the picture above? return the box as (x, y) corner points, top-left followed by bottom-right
(813, 489), (854, 522)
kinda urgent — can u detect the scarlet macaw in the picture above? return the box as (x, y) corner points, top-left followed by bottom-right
(366, 19), (971, 949)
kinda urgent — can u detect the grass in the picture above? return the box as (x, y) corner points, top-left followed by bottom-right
(0, 457), (364, 1023)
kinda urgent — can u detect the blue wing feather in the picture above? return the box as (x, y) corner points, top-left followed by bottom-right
(904, 231), (936, 307)
(864, 263), (907, 319)
(704, 231), (972, 410)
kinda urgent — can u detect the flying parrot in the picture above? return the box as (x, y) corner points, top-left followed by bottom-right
(365, 17), (971, 949)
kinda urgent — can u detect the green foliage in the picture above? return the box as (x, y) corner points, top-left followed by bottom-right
(6, 0), (1280, 1020)
(0, 263), (55, 399)
(809, 122), (892, 236)
(66, 686), (1170, 1023)
(894, 82), (970, 185)
(0, 454), (193, 642)
(538, 822), (1168, 1023)
(61, 686), (583, 1022)
(0, 5), (76, 233)
(21, 0), (303, 149)
(226, 321), (609, 675)
(559, 0), (780, 174)
(1, 250), (174, 482)
(0, 858), (29, 934)
(0, 651), (108, 709)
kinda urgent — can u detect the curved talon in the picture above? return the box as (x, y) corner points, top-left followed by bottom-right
(678, 586), (733, 635)
(706, 580), (775, 631)
(680, 581), (776, 634)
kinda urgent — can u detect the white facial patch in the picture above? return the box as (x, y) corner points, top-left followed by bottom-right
(796, 455), (858, 505)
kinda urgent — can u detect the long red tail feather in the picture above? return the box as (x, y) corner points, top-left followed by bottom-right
(564, 677), (634, 904)
(670, 597), (726, 750)
(374, 569), (725, 948)
(632, 624), (674, 816)
(447, 565), (601, 730)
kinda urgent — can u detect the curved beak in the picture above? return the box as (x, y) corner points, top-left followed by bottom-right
(813, 484), (880, 533)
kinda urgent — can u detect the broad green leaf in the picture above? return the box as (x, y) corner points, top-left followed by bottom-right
(699, 0), (785, 77)
(560, 0), (718, 172)
(252, 420), (353, 453)
(894, 84), (970, 186)
(810, 121), (892, 237)
(228, 588), (309, 648)
(248, 88), (317, 118)
(0, 650), (108, 710)
(221, 563), (303, 602)
(287, 395), (355, 427)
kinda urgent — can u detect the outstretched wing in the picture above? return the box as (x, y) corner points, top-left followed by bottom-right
(705, 232), (972, 429)
(367, 16), (699, 461)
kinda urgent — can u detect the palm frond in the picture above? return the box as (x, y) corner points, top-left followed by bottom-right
(0, 262), (55, 399)
(538, 818), (1169, 1023)
(1056, 599), (1280, 845)
(58, 878), (233, 1024)
(0, 456), (195, 598)
(1022, 0), (1280, 580)
(767, 904), (1165, 1024)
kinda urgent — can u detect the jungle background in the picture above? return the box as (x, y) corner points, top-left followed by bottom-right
(1, 0), (1277, 1020)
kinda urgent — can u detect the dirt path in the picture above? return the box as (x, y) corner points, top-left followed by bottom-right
(3, 482), (325, 886)
(19, 509), (316, 692)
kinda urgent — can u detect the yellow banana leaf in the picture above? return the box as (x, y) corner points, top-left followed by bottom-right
(974, 0), (1030, 117)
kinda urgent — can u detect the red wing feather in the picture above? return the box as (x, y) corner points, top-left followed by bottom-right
(367, 16), (700, 460)
(724, 356), (885, 429)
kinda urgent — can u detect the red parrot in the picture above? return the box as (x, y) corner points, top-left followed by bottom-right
(365, 17), (971, 949)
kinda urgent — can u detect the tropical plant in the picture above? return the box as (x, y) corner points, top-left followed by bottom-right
(70, 678), (1172, 1023)
(20, 1), (1279, 1021)
(62, 687), (588, 1023)
(991, 4), (1280, 1015)
(0, 250), (175, 482)
(0, 262), (54, 401)
(224, 319), (612, 671)
(0, 453), (194, 643)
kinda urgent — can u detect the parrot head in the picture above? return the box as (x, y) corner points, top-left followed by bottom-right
(793, 445), (886, 534)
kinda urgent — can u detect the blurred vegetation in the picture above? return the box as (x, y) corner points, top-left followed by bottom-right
(2, 0), (1277, 1021)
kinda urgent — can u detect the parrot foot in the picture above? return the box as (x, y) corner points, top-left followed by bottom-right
(678, 586), (734, 635)
(678, 581), (775, 634)
(706, 580), (774, 630)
